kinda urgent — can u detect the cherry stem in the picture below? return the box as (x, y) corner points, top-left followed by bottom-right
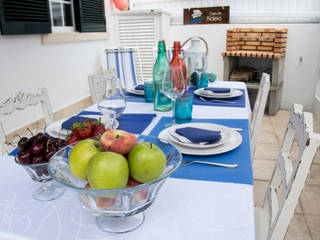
(46, 139), (51, 150)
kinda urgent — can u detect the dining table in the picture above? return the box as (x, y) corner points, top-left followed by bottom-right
(0, 81), (255, 240)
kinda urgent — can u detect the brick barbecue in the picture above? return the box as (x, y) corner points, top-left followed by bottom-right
(221, 28), (288, 115)
(221, 28), (288, 59)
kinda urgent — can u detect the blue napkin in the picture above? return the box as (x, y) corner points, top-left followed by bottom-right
(204, 87), (231, 93)
(175, 127), (221, 143)
(61, 116), (96, 130)
(134, 84), (144, 91)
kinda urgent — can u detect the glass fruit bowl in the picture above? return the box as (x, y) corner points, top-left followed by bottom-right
(47, 135), (182, 233)
(14, 158), (66, 201)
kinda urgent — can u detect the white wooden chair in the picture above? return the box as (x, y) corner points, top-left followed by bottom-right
(0, 88), (54, 154)
(101, 47), (144, 89)
(88, 71), (118, 104)
(250, 72), (271, 155)
(255, 104), (320, 240)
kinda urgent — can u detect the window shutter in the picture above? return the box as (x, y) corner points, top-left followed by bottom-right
(73, 0), (106, 32)
(0, 0), (51, 35)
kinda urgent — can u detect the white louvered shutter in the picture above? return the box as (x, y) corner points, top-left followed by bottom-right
(115, 11), (170, 82)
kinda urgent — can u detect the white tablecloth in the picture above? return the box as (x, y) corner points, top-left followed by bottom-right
(0, 81), (255, 240)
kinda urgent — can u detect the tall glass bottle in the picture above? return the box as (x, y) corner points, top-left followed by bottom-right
(153, 40), (172, 111)
(170, 41), (187, 93)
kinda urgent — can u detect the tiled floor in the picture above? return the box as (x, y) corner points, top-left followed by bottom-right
(254, 111), (320, 240)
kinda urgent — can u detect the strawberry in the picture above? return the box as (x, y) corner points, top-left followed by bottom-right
(84, 119), (96, 130)
(91, 118), (106, 137)
(73, 123), (92, 139)
(66, 133), (80, 145)
(91, 125), (107, 137)
(71, 122), (82, 135)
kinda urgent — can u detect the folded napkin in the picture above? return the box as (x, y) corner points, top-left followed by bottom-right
(204, 87), (231, 94)
(134, 84), (144, 91)
(175, 127), (221, 144)
(61, 116), (96, 130)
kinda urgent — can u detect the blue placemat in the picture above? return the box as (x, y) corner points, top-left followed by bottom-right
(188, 87), (246, 108)
(123, 90), (147, 103)
(149, 117), (252, 185)
(79, 111), (156, 134)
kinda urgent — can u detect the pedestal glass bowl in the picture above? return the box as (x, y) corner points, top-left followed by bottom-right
(15, 158), (66, 201)
(47, 135), (182, 233)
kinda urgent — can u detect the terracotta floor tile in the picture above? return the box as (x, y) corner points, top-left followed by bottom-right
(254, 143), (281, 160)
(260, 115), (273, 131)
(305, 215), (320, 240)
(313, 148), (320, 164)
(284, 214), (312, 240)
(300, 185), (320, 216)
(269, 110), (290, 142)
(253, 158), (276, 181)
(314, 117), (320, 133)
(256, 129), (279, 144)
(295, 201), (303, 214)
(253, 180), (268, 206)
(306, 163), (320, 186)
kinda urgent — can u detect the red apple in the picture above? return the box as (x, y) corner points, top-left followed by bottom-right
(81, 183), (91, 208)
(127, 177), (149, 201)
(96, 197), (116, 208)
(99, 129), (137, 155)
(84, 182), (116, 208)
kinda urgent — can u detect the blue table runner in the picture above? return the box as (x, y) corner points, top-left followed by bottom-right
(188, 87), (246, 108)
(123, 90), (147, 103)
(149, 117), (253, 185)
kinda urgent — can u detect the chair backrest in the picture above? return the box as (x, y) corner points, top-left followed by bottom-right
(261, 104), (320, 240)
(88, 71), (117, 104)
(0, 88), (54, 154)
(101, 47), (143, 89)
(250, 73), (271, 154)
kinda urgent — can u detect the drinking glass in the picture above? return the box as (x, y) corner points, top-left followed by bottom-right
(98, 94), (126, 130)
(162, 66), (185, 126)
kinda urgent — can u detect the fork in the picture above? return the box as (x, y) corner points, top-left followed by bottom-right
(199, 97), (236, 104)
(182, 159), (238, 168)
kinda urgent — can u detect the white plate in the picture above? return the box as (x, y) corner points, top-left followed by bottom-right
(159, 126), (242, 155)
(194, 88), (243, 99)
(126, 87), (144, 96)
(46, 116), (119, 139)
(166, 123), (232, 149)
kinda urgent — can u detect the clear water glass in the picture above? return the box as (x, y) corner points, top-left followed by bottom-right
(162, 66), (185, 126)
(98, 94), (126, 129)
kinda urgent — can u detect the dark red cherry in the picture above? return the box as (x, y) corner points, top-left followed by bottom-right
(31, 143), (44, 155)
(17, 151), (32, 164)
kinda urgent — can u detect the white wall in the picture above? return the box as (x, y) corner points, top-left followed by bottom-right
(168, 23), (320, 112)
(0, 35), (112, 133)
(1, 19), (319, 133)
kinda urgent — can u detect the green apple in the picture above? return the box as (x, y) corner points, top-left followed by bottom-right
(87, 152), (129, 189)
(69, 139), (101, 180)
(128, 142), (166, 183)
